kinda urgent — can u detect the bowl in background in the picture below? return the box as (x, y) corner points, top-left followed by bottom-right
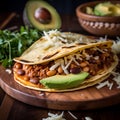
(76, 1), (120, 37)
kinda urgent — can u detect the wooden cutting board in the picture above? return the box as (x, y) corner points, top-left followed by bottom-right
(0, 58), (120, 110)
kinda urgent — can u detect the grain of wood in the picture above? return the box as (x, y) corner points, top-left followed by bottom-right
(0, 94), (14, 120)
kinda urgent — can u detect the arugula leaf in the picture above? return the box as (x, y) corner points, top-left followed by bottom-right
(0, 26), (42, 68)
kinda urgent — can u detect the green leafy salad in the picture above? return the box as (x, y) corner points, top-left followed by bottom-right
(0, 26), (42, 68)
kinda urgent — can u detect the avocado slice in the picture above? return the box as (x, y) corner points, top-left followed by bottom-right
(94, 2), (120, 16)
(94, 2), (113, 16)
(111, 4), (120, 16)
(40, 72), (89, 90)
(86, 7), (94, 15)
(23, 0), (61, 31)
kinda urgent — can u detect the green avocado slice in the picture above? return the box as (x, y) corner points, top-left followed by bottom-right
(40, 72), (89, 90)
(94, 2), (113, 16)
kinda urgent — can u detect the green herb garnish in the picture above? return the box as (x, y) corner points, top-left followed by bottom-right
(0, 26), (42, 68)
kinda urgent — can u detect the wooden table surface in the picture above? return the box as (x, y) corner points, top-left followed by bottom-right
(0, 12), (120, 120)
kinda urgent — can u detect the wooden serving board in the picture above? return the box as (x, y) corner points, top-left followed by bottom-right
(0, 59), (120, 110)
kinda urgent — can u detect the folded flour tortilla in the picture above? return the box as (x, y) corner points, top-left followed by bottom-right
(13, 30), (119, 92)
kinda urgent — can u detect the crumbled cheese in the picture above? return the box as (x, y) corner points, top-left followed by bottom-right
(96, 81), (108, 89)
(43, 31), (52, 43)
(82, 50), (89, 57)
(85, 116), (93, 120)
(68, 111), (78, 120)
(96, 80), (113, 90)
(49, 52), (83, 74)
(42, 112), (66, 120)
(98, 35), (107, 41)
(75, 54), (83, 61)
(50, 62), (60, 71)
(94, 56), (99, 60)
(79, 36), (84, 43)
(43, 30), (62, 49)
(39, 93), (44, 96)
(96, 71), (120, 90)
(112, 37), (120, 54)
(61, 64), (69, 74)
(109, 82), (113, 90)
(57, 36), (68, 43)
(54, 59), (69, 74)
(64, 58), (73, 70)
(5, 69), (12, 74)
(42, 30), (95, 49)
(111, 71), (120, 88)
(97, 35), (120, 54)
(85, 54), (91, 60)
(72, 57), (80, 66)
(42, 111), (93, 120)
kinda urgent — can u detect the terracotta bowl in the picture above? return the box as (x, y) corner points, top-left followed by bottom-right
(76, 1), (120, 36)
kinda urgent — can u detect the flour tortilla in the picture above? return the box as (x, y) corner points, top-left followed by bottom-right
(13, 32), (118, 92)
(14, 32), (112, 65)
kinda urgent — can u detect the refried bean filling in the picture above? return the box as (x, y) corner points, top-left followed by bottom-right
(13, 46), (114, 85)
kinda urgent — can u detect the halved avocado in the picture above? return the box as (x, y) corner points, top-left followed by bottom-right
(23, 0), (61, 31)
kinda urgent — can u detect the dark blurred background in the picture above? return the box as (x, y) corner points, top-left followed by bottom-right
(0, 0), (94, 14)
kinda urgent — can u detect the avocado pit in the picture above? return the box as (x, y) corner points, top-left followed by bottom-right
(34, 7), (52, 24)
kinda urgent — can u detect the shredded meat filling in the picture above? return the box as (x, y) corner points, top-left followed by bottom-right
(13, 46), (114, 84)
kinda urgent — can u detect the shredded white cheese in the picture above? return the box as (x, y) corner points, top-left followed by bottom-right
(72, 57), (80, 66)
(50, 62), (60, 71)
(57, 36), (68, 43)
(61, 64), (69, 74)
(96, 81), (109, 89)
(111, 71), (120, 88)
(64, 58), (73, 70)
(109, 82), (113, 90)
(42, 112), (66, 120)
(68, 111), (78, 120)
(42, 111), (93, 120)
(75, 54), (83, 61)
(112, 37), (120, 54)
(98, 35), (107, 41)
(96, 80), (113, 90)
(94, 56), (99, 60)
(96, 70), (120, 90)
(52, 58), (69, 74)
(49, 51), (84, 74)
(50, 52), (83, 74)
(39, 92), (45, 96)
(85, 116), (93, 120)
(42, 30), (96, 50)
(5, 69), (12, 74)
(39, 93), (44, 96)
